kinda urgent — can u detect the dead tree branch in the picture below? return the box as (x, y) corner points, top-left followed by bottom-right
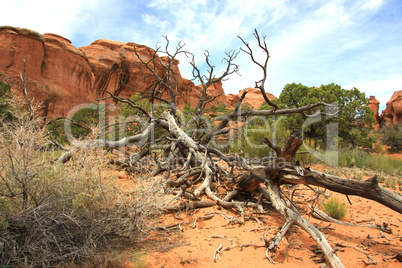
(238, 29), (279, 110)
(278, 168), (402, 214)
(308, 204), (393, 233)
(265, 178), (344, 268)
(191, 50), (239, 115)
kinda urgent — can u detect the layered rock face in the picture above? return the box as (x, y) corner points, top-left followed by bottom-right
(0, 27), (94, 118)
(226, 88), (276, 109)
(0, 26), (225, 118)
(381, 90), (402, 126)
(79, 39), (205, 107)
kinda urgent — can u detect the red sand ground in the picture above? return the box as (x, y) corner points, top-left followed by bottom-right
(120, 163), (402, 268)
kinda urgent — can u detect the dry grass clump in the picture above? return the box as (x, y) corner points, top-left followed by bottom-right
(338, 148), (402, 175)
(0, 97), (166, 267)
(320, 197), (347, 220)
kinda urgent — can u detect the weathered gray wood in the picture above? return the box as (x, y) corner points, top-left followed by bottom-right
(278, 167), (402, 214)
(57, 121), (157, 163)
(265, 178), (345, 268)
(162, 111), (212, 197)
(308, 204), (392, 233)
(164, 201), (216, 212)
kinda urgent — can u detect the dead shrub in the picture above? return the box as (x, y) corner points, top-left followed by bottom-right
(0, 97), (166, 267)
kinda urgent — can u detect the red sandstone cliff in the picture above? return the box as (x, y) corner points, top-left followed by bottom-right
(380, 90), (402, 126)
(0, 27), (95, 118)
(226, 88), (276, 109)
(0, 26), (225, 118)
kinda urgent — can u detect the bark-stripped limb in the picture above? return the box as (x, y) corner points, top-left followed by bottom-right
(205, 186), (259, 209)
(162, 111), (265, 207)
(278, 167), (402, 214)
(308, 204), (393, 233)
(266, 219), (294, 264)
(57, 120), (169, 163)
(130, 37), (190, 115)
(164, 201), (216, 212)
(238, 29), (279, 110)
(162, 111), (212, 197)
(191, 50), (239, 115)
(201, 89), (249, 145)
(210, 234), (237, 262)
(265, 178), (345, 268)
(190, 50), (239, 140)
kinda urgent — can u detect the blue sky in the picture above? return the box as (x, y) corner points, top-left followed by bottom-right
(1, 0), (402, 111)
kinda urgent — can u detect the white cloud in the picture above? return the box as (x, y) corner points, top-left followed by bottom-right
(0, 0), (104, 39)
(138, 0), (301, 91)
(361, 0), (384, 11)
(344, 76), (402, 111)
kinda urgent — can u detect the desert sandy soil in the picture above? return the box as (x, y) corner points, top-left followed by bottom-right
(121, 164), (402, 268)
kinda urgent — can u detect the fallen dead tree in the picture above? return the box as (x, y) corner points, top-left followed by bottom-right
(48, 30), (402, 267)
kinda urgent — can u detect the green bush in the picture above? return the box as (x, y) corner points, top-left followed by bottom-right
(320, 197), (347, 220)
(210, 103), (228, 113)
(47, 102), (108, 144)
(227, 117), (291, 158)
(275, 83), (375, 150)
(118, 93), (151, 118)
(70, 102), (104, 138)
(46, 119), (68, 144)
(377, 125), (402, 152)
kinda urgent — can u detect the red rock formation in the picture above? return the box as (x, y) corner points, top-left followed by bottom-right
(368, 96), (380, 129)
(0, 27), (44, 79)
(0, 26), (226, 119)
(226, 94), (240, 107)
(81, 39), (225, 109)
(226, 88), (276, 109)
(0, 26), (95, 118)
(79, 41), (123, 95)
(381, 90), (402, 126)
(203, 79), (226, 106)
(42, 33), (94, 113)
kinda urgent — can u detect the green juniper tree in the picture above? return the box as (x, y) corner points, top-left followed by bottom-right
(272, 82), (375, 149)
